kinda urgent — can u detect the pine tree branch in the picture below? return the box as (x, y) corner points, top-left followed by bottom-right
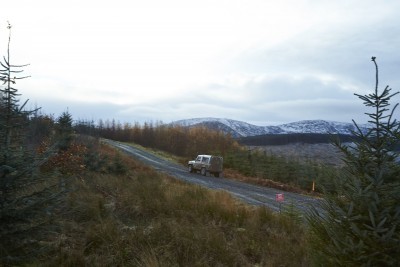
(9, 63), (30, 68)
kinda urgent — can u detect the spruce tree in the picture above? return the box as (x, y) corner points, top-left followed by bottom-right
(307, 57), (400, 266)
(56, 109), (74, 150)
(0, 22), (36, 210)
(0, 22), (31, 167)
(0, 22), (57, 265)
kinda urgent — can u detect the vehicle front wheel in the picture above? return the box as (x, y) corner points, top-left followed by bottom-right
(201, 168), (206, 176)
(188, 165), (193, 173)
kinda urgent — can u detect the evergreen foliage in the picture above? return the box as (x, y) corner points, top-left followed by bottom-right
(75, 118), (336, 192)
(0, 23), (65, 264)
(0, 22), (32, 166)
(307, 57), (400, 266)
(239, 133), (358, 146)
(56, 109), (74, 150)
(0, 22), (36, 207)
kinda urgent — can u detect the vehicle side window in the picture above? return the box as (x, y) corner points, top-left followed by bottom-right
(202, 157), (209, 163)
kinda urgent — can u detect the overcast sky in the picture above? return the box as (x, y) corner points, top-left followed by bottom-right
(2, 0), (400, 126)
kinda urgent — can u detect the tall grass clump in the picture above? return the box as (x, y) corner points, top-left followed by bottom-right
(34, 141), (309, 266)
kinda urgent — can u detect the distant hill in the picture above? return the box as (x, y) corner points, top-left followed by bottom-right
(238, 133), (358, 146)
(171, 118), (368, 138)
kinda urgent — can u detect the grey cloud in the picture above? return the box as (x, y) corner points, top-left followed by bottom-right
(232, 11), (400, 90)
(245, 75), (355, 102)
(30, 98), (125, 122)
(115, 67), (400, 126)
(23, 2), (400, 127)
(28, 78), (399, 127)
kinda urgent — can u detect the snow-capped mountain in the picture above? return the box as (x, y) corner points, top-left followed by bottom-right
(171, 118), (367, 138)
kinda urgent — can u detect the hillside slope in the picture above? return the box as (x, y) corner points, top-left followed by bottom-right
(172, 118), (366, 138)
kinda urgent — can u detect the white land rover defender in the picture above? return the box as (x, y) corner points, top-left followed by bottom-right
(188, 154), (223, 177)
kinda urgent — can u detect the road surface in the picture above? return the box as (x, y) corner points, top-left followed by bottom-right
(104, 139), (321, 213)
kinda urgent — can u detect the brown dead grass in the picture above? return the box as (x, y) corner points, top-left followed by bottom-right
(24, 138), (310, 266)
(125, 141), (320, 196)
(222, 168), (320, 196)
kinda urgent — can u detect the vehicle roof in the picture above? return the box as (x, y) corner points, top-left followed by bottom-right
(197, 155), (222, 158)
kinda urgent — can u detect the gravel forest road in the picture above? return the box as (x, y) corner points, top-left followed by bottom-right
(105, 139), (321, 213)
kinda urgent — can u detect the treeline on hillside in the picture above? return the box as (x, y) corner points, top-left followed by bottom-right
(75, 120), (239, 158)
(74, 120), (341, 192)
(238, 133), (358, 146)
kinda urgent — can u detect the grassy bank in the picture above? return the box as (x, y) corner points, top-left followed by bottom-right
(27, 140), (309, 266)
(126, 141), (331, 195)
